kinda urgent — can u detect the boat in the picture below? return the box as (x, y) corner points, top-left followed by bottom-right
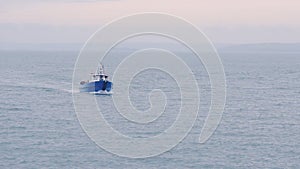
(79, 64), (113, 94)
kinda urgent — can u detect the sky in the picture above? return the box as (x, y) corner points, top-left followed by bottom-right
(0, 0), (300, 45)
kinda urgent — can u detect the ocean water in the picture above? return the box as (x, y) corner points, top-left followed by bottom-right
(0, 50), (299, 168)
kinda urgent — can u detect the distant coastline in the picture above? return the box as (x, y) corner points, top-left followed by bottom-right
(218, 43), (300, 53)
(1, 42), (300, 53)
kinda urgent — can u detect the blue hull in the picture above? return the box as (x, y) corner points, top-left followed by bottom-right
(79, 80), (113, 92)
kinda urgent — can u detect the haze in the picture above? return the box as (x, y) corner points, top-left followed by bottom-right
(1, 0), (299, 45)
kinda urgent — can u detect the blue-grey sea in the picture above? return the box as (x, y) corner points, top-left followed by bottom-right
(0, 49), (299, 168)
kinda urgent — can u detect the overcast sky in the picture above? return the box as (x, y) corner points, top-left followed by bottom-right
(1, 0), (299, 45)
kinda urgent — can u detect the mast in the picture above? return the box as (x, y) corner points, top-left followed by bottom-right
(98, 63), (105, 75)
